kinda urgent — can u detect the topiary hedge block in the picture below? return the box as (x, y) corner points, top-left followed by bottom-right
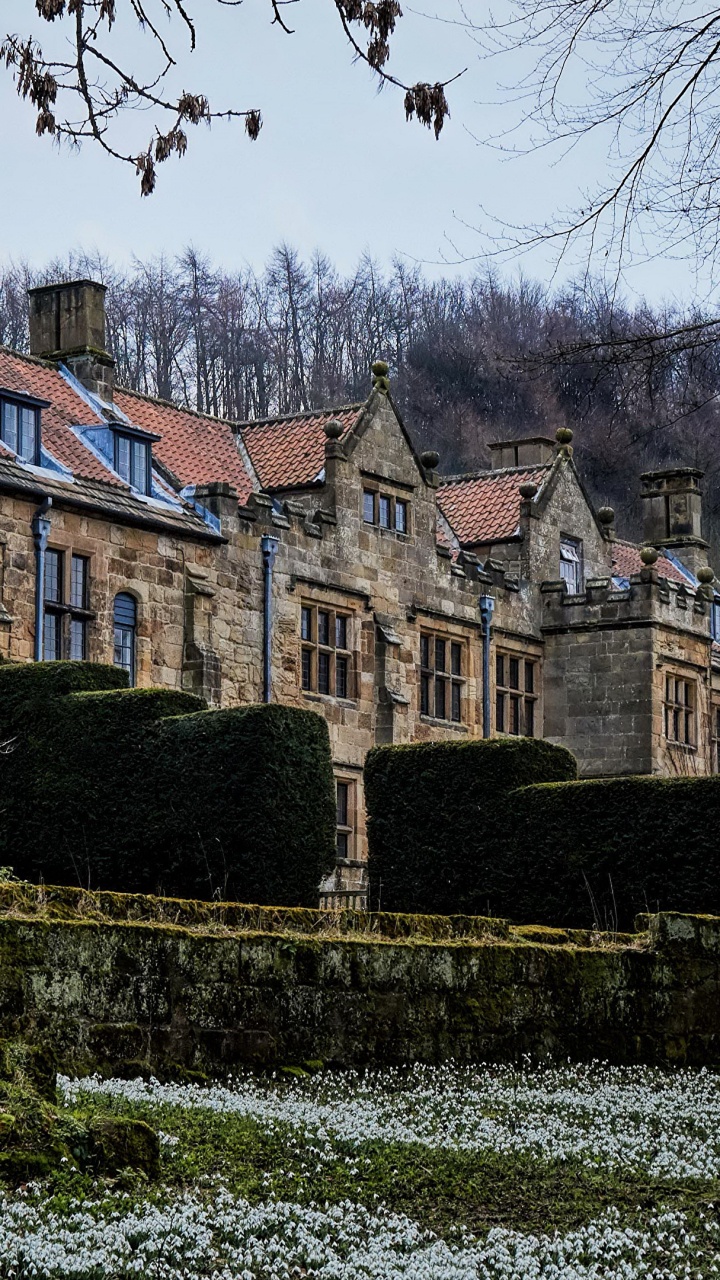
(145, 703), (337, 906)
(0, 662), (336, 907)
(365, 737), (577, 916)
(0, 675), (204, 890)
(506, 774), (720, 930)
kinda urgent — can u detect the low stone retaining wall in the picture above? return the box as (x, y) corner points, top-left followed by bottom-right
(0, 885), (718, 1073)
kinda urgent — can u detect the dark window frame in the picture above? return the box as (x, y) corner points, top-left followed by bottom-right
(335, 778), (355, 862)
(420, 630), (466, 724)
(43, 548), (64, 661)
(114, 592), (138, 685)
(663, 674), (696, 746)
(361, 487), (411, 536)
(114, 431), (152, 495)
(0, 395), (41, 465)
(300, 602), (353, 700)
(713, 704), (720, 773)
(495, 650), (538, 737)
(560, 535), (584, 595)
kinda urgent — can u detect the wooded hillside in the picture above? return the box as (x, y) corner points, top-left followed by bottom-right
(3, 248), (718, 549)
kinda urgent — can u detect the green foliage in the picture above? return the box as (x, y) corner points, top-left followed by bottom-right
(0, 665), (203, 890)
(0, 662), (336, 906)
(141, 703), (337, 905)
(506, 775), (720, 930)
(365, 737), (577, 915)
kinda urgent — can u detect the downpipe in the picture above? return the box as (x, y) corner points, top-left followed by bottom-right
(479, 593), (495, 738)
(261, 535), (279, 703)
(31, 497), (52, 662)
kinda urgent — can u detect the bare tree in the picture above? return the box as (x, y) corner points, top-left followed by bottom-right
(1, 1), (458, 194)
(466, 0), (720, 284)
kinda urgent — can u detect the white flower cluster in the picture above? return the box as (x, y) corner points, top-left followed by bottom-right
(60, 1061), (720, 1181)
(0, 1192), (716, 1279)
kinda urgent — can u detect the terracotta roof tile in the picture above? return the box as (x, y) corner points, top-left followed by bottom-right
(240, 405), (364, 491)
(0, 349), (122, 485)
(612, 540), (694, 585)
(114, 388), (254, 504)
(437, 466), (551, 546)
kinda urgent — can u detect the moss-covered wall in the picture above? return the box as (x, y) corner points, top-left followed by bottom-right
(0, 885), (718, 1073)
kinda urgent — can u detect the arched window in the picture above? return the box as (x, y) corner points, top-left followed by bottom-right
(113, 592), (137, 684)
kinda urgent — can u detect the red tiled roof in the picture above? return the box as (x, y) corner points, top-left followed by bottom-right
(240, 405), (364, 491)
(0, 349), (122, 485)
(612, 541), (692, 585)
(114, 388), (254, 504)
(437, 466), (551, 546)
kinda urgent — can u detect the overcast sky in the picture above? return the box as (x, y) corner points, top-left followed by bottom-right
(0, 0), (706, 306)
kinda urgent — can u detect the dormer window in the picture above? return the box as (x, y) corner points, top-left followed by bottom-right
(114, 430), (151, 495)
(0, 390), (47, 465)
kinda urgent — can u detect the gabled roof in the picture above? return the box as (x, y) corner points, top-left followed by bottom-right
(114, 388), (254, 504)
(0, 349), (120, 485)
(437, 465), (552, 546)
(238, 405), (364, 491)
(611, 540), (695, 586)
(0, 349), (220, 539)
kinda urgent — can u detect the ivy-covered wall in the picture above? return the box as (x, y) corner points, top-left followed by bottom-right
(1, 884), (719, 1073)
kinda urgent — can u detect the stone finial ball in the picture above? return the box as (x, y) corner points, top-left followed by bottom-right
(323, 419), (344, 440)
(371, 360), (389, 377)
(640, 545), (659, 565)
(697, 565), (715, 584)
(555, 427), (574, 445)
(519, 482), (538, 499)
(598, 506), (615, 526)
(420, 449), (440, 470)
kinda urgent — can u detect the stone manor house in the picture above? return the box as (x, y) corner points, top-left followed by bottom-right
(1, 280), (719, 906)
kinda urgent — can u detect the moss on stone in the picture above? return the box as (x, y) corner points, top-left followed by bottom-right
(87, 1115), (160, 1178)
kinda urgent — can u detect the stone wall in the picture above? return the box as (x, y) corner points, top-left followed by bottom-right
(542, 570), (714, 776)
(2, 884), (720, 1072)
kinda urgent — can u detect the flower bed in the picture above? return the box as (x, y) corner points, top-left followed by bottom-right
(2, 1063), (720, 1277)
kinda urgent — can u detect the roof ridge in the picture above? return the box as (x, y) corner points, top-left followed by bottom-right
(238, 402), (365, 430)
(439, 463), (553, 486)
(115, 384), (243, 430)
(0, 345), (58, 372)
(613, 537), (673, 558)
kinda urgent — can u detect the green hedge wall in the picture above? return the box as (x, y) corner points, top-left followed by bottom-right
(365, 737), (577, 915)
(0, 663), (336, 905)
(505, 775), (720, 929)
(144, 704), (337, 905)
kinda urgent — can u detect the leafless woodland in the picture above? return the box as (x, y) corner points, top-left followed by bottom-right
(2, 246), (720, 550)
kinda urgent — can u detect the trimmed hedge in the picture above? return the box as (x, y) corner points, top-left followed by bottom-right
(365, 737), (577, 915)
(506, 775), (720, 930)
(144, 704), (337, 905)
(0, 664), (206, 889)
(0, 662), (336, 905)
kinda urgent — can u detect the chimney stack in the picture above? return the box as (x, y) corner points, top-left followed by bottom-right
(489, 437), (556, 469)
(640, 467), (709, 575)
(28, 280), (114, 403)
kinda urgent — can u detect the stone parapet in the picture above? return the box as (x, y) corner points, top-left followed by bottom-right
(541, 571), (711, 639)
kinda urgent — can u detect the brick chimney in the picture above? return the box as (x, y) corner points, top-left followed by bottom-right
(28, 280), (114, 403)
(641, 467), (709, 575)
(489, 437), (556, 469)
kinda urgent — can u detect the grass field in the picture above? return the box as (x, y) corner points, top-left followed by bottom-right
(3, 1062), (720, 1277)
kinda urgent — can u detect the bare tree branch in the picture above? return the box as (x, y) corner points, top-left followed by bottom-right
(1, 0), (460, 193)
